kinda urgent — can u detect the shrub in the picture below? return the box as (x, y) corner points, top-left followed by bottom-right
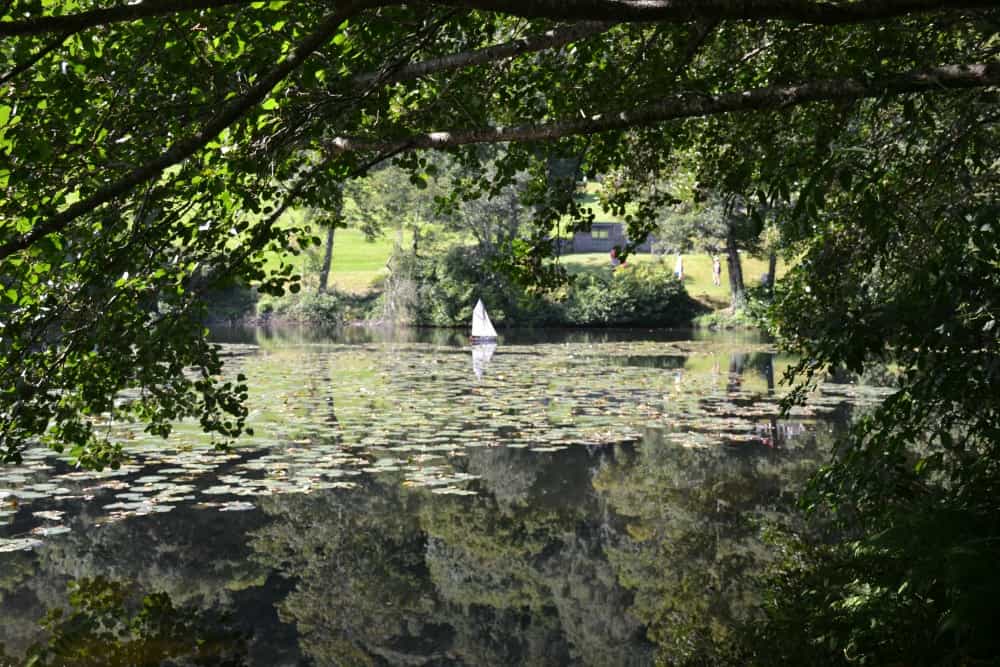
(562, 263), (695, 326)
(259, 290), (379, 325)
(195, 275), (258, 324)
(394, 245), (697, 328)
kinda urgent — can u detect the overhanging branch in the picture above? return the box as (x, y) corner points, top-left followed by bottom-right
(351, 21), (615, 85)
(0, 0), (256, 37)
(327, 62), (1000, 152)
(2, 0), (993, 38)
(0, 32), (72, 84)
(0, 0), (377, 261)
(427, 0), (998, 24)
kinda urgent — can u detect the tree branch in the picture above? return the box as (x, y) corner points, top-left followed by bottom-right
(0, 0), (261, 37)
(0, 0), (377, 261)
(3, 0), (992, 38)
(0, 32), (72, 84)
(426, 0), (999, 24)
(327, 62), (1000, 152)
(676, 19), (717, 74)
(351, 21), (615, 85)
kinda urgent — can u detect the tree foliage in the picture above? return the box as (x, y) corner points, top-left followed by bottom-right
(3, 5), (1000, 658)
(734, 87), (1000, 664)
(10, 577), (247, 666)
(1, 0), (996, 466)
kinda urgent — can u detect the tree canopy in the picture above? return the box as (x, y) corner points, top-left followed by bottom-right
(1, 2), (997, 462)
(2, 1), (1000, 661)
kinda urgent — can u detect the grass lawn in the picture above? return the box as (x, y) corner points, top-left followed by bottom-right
(259, 209), (403, 294)
(559, 252), (787, 309)
(309, 228), (404, 294)
(267, 206), (787, 309)
(267, 227), (402, 294)
(574, 181), (629, 222)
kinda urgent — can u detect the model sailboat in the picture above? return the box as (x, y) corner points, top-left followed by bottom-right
(470, 299), (497, 380)
(470, 299), (498, 343)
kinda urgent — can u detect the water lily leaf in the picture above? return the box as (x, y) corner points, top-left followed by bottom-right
(430, 487), (478, 495)
(219, 501), (255, 512)
(0, 537), (44, 552)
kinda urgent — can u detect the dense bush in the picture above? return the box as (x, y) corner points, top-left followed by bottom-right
(399, 245), (549, 326)
(693, 284), (772, 330)
(192, 272), (258, 324)
(258, 290), (379, 325)
(394, 245), (698, 328)
(561, 263), (698, 326)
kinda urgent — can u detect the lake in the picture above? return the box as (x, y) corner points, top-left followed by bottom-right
(0, 326), (889, 665)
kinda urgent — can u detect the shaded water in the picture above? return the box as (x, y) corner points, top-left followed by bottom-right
(0, 327), (889, 665)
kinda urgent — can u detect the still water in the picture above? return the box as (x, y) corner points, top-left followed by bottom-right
(0, 327), (888, 665)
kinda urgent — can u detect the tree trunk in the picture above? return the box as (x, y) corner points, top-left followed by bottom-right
(725, 229), (746, 311)
(764, 354), (775, 394)
(318, 225), (335, 293)
(727, 353), (746, 393)
(767, 251), (777, 296)
(318, 186), (343, 294)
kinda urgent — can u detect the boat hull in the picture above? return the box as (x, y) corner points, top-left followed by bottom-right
(471, 336), (498, 344)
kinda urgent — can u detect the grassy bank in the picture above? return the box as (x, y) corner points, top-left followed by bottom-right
(289, 228), (403, 294)
(297, 234), (783, 311)
(560, 252), (787, 310)
(262, 205), (786, 320)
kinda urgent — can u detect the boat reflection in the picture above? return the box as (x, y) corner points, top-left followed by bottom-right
(471, 342), (497, 380)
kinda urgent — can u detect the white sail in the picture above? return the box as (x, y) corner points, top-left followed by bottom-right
(471, 299), (497, 339)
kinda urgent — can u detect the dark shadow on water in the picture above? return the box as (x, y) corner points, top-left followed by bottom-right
(615, 354), (687, 369)
(1, 415), (842, 666)
(210, 323), (771, 348)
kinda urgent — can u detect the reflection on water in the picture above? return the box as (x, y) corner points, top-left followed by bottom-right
(209, 323), (771, 348)
(471, 343), (497, 381)
(0, 328), (889, 664)
(3, 577), (249, 666)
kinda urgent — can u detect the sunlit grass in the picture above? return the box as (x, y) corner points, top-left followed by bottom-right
(265, 204), (788, 306)
(319, 228), (403, 293)
(266, 211), (405, 293)
(552, 181), (632, 237)
(560, 252), (788, 309)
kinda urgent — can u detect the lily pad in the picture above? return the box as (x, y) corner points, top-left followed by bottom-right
(0, 537), (44, 552)
(218, 501), (255, 512)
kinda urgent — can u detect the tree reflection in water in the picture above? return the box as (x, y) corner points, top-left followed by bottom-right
(249, 413), (841, 665)
(0, 339), (866, 665)
(2, 577), (247, 666)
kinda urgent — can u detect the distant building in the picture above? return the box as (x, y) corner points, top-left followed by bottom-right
(558, 222), (654, 254)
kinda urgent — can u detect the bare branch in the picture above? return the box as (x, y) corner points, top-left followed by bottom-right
(351, 21), (615, 85)
(0, 0), (257, 37)
(0, 0), (379, 261)
(674, 18), (718, 75)
(427, 0), (999, 24)
(327, 62), (1000, 152)
(0, 32), (72, 84)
